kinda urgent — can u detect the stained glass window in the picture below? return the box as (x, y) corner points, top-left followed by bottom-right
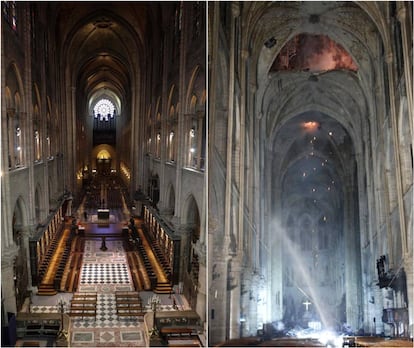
(93, 99), (115, 121)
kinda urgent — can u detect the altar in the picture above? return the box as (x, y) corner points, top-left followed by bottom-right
(97, 209), (110, 220)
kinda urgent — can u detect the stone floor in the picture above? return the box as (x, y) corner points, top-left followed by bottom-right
(28, 239), (190, 347)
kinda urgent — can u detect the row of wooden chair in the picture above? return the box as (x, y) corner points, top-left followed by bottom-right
(151, 240), (173, 281)
(37, 228), (63, 282)
(127, 251), (152, 290)
(161, 327), (201, 347)
(115, 291), (145, 317)
(127, 252), (144, 291)
(53, 232), (73, 290)
(137, 242), (158, 289)
(63, 251), (83, 292)
(68, 293), (97, 319)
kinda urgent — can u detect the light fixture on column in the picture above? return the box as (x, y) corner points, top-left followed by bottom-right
(148, 294), (161, 338)
(190, 128), (195, 137)
(56, 297), (68, 340)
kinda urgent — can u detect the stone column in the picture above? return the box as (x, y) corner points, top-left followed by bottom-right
(6, 109), (15, 168)
(228, 256), (242, 339)
(2, 116), (14, 250)
(208, 255), (229, 345)
(21, 225), (36, 291)
(404, 256), (413, 336)
(178, 225), (192, 286)
(196, 111), (204, 171)
(397, 5), (413, 136)
(223, 0), (239, 278)
(1, 245), (19, 323)
(385, 53), (407, 257)
(344, 180), (362, 331)
(195, 239), (206, 324)
(237, 49), (249, 256)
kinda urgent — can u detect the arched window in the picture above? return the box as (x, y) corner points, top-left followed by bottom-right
(15, 125), (22, 166)
(33, 106), (41, 161)
(2, 1), (17, 32)
(93, 98), (115, 121)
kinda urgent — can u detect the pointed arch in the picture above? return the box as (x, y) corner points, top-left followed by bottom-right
(6, 62), (25, 103)
(186, 65), (200, 110)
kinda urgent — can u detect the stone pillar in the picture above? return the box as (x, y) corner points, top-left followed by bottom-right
(270, 226), (283, 323)
(22, 225), (36, 291)
(1, 246), (19, 323)
(223, 0), (239, 287)
(195, 240), (206, 324)
(404, 257), (413, 336)
(344, 182), (362, 331)
(385, 53), (408, 257)
(397, 5), (413, 135)
(237, 48), (249, 256)
(374, 286), (385, 334)
(178, 225), (191, 286)
(196, 112), (204, 171)
(228, 256), (242, 339)
(208, 255), (229, 345)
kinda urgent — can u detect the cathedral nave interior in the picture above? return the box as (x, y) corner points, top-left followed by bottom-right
(208, 1), (412, 346)
(1, 2), (206, 347)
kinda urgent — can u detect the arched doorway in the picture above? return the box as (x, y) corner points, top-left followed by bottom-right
(90, 145), (116, 178)
(96, 149), (111, 176)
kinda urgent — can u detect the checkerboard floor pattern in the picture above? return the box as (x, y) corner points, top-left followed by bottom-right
(80, 263), (130, 284)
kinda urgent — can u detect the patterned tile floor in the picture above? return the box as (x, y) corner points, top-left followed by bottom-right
(30, 239), (189, 347)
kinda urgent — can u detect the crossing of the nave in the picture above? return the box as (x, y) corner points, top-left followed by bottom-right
(1, 2), (206, 347)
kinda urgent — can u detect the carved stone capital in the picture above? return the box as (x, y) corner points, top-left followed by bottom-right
(231, 3), (240, 18)
(241, 49), (250, 61)
(21, 224), (37, 238)
(385, 52), (393, 64)
(397, 6), (406, 22)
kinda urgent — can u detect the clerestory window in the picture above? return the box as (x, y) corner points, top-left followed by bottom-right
(2, 1), (17, 31)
